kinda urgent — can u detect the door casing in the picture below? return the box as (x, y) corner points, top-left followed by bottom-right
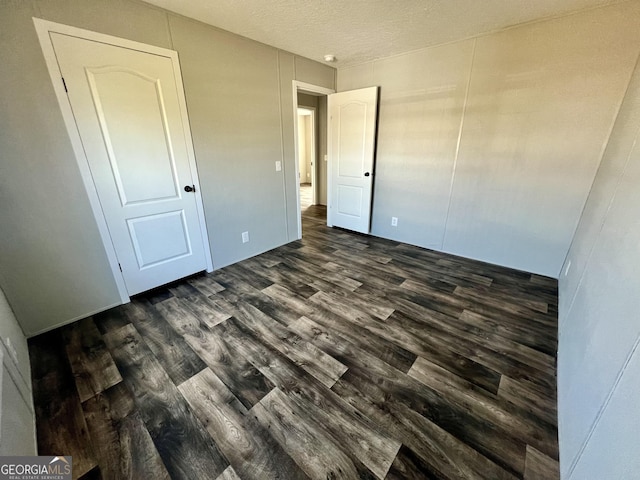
(34, 18), (213, 304)
(292, 81), (335, 239)
(297, 106), (317, 203)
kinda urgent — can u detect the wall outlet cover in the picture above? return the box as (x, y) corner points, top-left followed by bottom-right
(242, 231), (249, 243)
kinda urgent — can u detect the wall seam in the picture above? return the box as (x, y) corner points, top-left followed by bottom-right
(562, 135), (640, 334)
(165, 12), (175, 49)
(561, 50), (640, 474)
(560, 50), (640, 325)
(440, 38), (476, 250)
(563, 129), (640, 474)
(567, 332), (640, 478)
(561, 129), (640, 477)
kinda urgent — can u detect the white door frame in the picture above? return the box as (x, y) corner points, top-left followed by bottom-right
(297, 106), (317, 203)
(33, 18), (214, 303)
(292, 81), (335, 239)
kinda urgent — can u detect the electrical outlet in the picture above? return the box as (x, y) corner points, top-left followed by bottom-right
(391, 217), (398, 227)
(242, 231), (249, 243)
(275, 161), (282, 172)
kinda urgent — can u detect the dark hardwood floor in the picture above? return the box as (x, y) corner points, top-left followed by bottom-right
(29, 205), (559, 480)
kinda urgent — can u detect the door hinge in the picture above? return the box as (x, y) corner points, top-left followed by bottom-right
(118, 263), (122, 272)
(61, 77), (68, 93)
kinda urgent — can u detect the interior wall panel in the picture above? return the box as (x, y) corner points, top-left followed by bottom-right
(0, 0), (334, 335)
(558, 50), (640, 477)
(444, 4), (640, 275)
(168, 14), (288, 268)
(370, 40), (475, 249)
(337, 2), (640, 277)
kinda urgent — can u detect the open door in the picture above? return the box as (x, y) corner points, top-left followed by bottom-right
(328, 86), (379, 234)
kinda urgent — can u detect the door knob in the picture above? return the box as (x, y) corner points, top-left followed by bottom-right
(184, 185), (196, 192)
(364, 172), (370, 177)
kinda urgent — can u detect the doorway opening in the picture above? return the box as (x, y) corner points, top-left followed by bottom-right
(292, 81), (334, 239)
(297, 106), (316, 211)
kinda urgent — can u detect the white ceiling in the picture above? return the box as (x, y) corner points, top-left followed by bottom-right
(143, 0), (619, 67)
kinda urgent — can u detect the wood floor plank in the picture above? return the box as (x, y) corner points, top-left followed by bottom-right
(78, 467), (101, 480)
(252, 387), (377, 479)
(280, 242), (403, 294)
(264, 284), (417, 373)
(241, 258), (320, 300)
(29, 331), (98, 479)
(61, 317), (122, 403)
(379, 247), (494, 289)
(93, 307), (131, 335)
(323, 259), (407, 290)
(82, 383), (170, 480)
(408, 356), (558, 459)
(309, 292), (503, 394)
(179, 369), (309, 480)
(524, 445), (560, 480)
(102, 324), (228, 479)
(31, 204), (559, 480)
(384, 445), (442, 480)
(333, 371), (519, 480)
(338, 367), (525, 478)
(186, 274), (226, 296)
(154, 297), (275, 409)
(457, 282), (553, 313)
(224, 299), (348, 388)
(388, 308), (556, 394)
(140, 286), (175, 305)
(215, 466), (242, 480)
(122, 300), (206, 386)
(267, 249), (364, 292)
(454, 284), (550, 317)
(261, 283), (316, 318)
(457, 309), (557, 357)
(498, 376), (558, 426)
(403, 278), (555, 328)
(310, 269), (396, 320)
(219, 262), (274, 291)
(291, 315), (527, 477)
(216, 317), (402, 480)
(179, 293), (233, 328)
(387, 282), (555, 350)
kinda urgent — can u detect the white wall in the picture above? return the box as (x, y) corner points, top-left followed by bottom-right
(0, 286), (36, 455)
(0, 0), (335, 336)
(557, 48), (640, 479)
(338, 2), (640, 277)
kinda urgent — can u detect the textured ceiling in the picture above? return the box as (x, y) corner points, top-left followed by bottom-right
(143, 0), (619, 67)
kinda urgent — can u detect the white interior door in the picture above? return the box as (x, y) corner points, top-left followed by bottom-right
(51, 33), (208, 295)
(328, 86), (379, 233)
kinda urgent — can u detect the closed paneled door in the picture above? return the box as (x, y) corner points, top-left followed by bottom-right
(51, 33), (208, 295)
